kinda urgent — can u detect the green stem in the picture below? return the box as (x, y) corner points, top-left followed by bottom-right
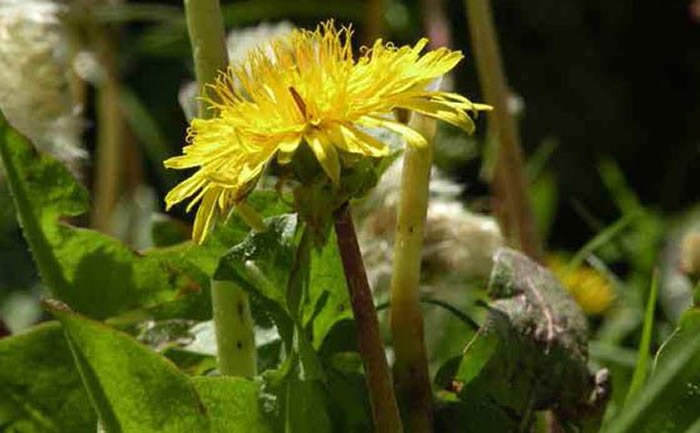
(389, 115), (436, 433)
(183, 0), (229, 116)
(464, 0), (541, 261)
(334, 204), (404, 433)
(210, 280), (257, 377)
(183, 0), (258, 377)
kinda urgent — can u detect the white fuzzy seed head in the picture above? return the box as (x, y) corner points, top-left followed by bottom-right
(0, 0), (84, 165)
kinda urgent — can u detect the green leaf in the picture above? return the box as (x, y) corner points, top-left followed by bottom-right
(215, 215), (299, 315)
(214, 215), (298, 346)
(191, 377), (272, 433)
(603, 308), (700, 433)
(283, 376), (332, 433)
(46, 301), (274, 433)
(256, 356), (333, 433)
(0, 114), (291, 322)
(624, 270), (659, 403)
(306, 230), (352, 348)
(324, 367), (372, 433)
(0, 113), (212, 320)
(47, 301), (210, 433)
(215, 215), (354, 372)
(433, 398), (519, 433)
(0, 322), (95, 433)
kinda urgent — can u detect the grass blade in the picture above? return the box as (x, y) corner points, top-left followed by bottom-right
(624, 269), (659, 404)
(568, 212), (638, 270)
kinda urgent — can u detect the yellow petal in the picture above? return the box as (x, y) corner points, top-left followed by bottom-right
(415, 48), (463, 79)
(165, 174), (207, 210)
(276, 136), (302, 165)
(192, 187), (219, 244)
(359, 116), (427, 148)
(307, 133), (341, 185)
(333, 124), (389, 157)
(397, 99), (476, 134)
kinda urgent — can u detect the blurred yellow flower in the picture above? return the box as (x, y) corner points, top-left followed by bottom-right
(548, 256), (615, 315)
(164, 20), (489, 243)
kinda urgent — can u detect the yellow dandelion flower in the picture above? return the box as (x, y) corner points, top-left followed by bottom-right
(548, 256), (615, 315)
(164, 20), (490, 243)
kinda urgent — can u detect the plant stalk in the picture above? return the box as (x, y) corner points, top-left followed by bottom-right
(464, 0), (542, 260)
(334, 203), (404, 433)
(183, 0), (229, 116)
(389, 114), (436, 433)
(211, 280), (257, 377)
(91, 29), (124, 234)
(183, 0), (257, 377)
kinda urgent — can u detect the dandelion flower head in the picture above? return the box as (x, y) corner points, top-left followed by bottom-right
(165, 20), (490, 243)
(548, 256), (615, 315)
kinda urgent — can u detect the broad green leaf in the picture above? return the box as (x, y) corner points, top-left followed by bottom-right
(47, 301), (275, 433)
(214, 215), (298, 346)
(433, 398), (519, 433)
(215, 215), (299, 315)
(257, 357), (331, 433)
(324, 366), (372, 433)
(48, 301), (210, 433)
(0, 322), (95, 433)
(284, 377), (333, 433)
(603, 308), (700, 433)
(0, 114), (289, 322)
(214, 214), (353, 376)
(191, 377), (272, 433)
(306, 230), (352, 348)
(0, 113), (211, 320)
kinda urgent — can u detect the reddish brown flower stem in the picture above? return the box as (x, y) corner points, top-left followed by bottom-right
(334, 203), (404, 433)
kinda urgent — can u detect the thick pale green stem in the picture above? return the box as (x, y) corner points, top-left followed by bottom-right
(183, 0), (257, 376)
(211, 280), (257, 377)
(389, 115), (436, 433)
(465, 0), (541, 260)
(334, 204), (404, 433)
(183, 0), (229, 116)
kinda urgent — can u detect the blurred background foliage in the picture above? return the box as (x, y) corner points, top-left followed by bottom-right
(0, 0), (699, 424)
